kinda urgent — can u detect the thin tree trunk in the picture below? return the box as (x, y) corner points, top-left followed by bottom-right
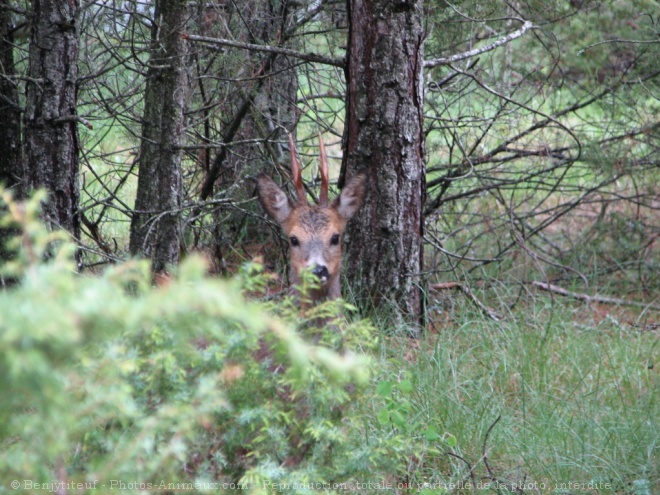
(0, 1), (22, 266)
(194, 0), (298, 271)
(129, 0), (188, 274)
(0, 1), (22, 192)
(22, 0), (80, 239)
(198, 0), (297, 202)
(341, 0), (426, 327)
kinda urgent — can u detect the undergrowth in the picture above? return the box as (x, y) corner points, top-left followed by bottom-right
(369, 300), (659, 494)
(0, 190), (657, 495)
(0, 191), (386, 493)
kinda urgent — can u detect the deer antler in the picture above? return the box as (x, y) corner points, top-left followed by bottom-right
(288, 133), (307, 205)
(318, 133), (330, 206)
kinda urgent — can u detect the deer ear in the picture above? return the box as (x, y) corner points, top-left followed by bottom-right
(333, 173), (366, 221)
(257, 173), (293, 224)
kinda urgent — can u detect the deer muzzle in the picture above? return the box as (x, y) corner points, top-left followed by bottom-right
(311, 264), (330, 283)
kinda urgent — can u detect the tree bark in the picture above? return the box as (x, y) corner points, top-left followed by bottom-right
(0, 1), (22, 265)
(341, 0), (426, 327)
(0, 1), (22, 192)
(129, 0), (188, 274)
(22, 0), (80, 239)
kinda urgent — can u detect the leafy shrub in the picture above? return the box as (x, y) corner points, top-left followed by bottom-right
(0, 191), (390, 493)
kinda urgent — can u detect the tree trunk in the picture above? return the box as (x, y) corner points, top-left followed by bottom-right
(198, 0), (298, 202)
(129, 0), (188, 274)
(254, 1), (299, 146)
(22, 0), (80, 239)
(193, 0), (298, 272)
(0, 1), (23, 266)
(341, 0), (426, 327)
(0, 1), (22, 192)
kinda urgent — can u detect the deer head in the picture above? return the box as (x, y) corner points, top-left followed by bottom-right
(257, 134), (366, 301)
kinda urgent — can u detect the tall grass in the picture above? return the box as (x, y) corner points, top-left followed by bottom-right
(367, 301), (658, 493)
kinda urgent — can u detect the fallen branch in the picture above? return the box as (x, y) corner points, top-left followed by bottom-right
(532, 281), (660, 311)
(430, 282), (501, 321)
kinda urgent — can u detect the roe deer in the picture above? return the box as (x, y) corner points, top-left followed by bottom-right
(257, 135), (366, 301)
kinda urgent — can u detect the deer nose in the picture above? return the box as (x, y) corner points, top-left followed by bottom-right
(311, 265), (329, 282)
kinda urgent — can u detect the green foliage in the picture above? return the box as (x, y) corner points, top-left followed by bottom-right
(1, 192), (657, 494)
(375, 377), (454, 447)
(370, 300), (660, 493)
(0, 191), (396, 493)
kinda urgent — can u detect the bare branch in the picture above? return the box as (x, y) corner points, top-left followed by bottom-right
(578, 37), (660, 55)
(424, 21), (535, 68)
(532, 282), (660, 311)
(511, 227), (589, 287)
(482, 415), (502, 484)
(429, 282), (501, 321)
(182, 33), (345, 68)
(52, 114), (93, 129)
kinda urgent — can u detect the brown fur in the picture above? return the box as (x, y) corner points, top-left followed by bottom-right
(257, 171), (366, 301)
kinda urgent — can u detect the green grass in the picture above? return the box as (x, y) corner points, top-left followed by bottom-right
(364, 301), (658, 493)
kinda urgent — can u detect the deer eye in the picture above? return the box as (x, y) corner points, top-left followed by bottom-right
(289, 236), (299, 247)
(330, 234), (340, 246)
